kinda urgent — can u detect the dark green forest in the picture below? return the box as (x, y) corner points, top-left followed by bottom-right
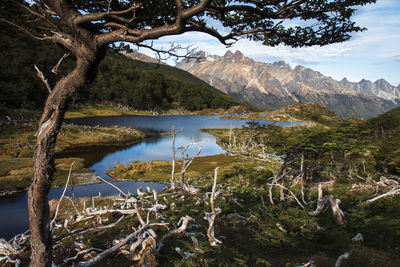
(235, 106), (400, 182)
(0, 23), (240, 112)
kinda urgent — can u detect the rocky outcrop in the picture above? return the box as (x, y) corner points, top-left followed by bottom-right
(177, 50), (400, 118)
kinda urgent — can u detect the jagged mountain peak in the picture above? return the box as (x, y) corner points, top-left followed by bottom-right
(177, 51), (400, 118)
(272, 61), (291, 69)
(223, 50), (243, 58)
(375, 78), (391, 86)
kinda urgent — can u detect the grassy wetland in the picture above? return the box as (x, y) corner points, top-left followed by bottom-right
(0, 109), (145, 196)
(1, 104), (400, 266)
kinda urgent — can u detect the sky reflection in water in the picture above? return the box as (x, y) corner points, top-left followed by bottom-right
(0, 115), (299, 239)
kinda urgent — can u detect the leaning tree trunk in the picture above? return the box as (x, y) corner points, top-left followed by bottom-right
(28, 50), (104, 266)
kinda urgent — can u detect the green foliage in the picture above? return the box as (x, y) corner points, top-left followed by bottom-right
(275, 102), (349, 126)
(363, 107), (400, 175)
(83, 51), (240, 111)
(347, 199), (400, 250)
(0, 25), (239, 112)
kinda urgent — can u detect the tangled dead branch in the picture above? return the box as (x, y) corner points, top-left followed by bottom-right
(0, 231), (29, 267)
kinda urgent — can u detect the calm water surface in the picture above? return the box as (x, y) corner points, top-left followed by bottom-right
(0, 115), (298, 239)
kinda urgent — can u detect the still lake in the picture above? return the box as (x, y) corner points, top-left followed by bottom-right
(0, 115), (299, 239)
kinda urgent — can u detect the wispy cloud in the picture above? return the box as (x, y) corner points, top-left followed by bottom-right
(135, 1), (399, 86)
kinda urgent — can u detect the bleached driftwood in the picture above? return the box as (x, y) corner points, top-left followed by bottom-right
(204, 167), (222, 247)
(276, 223), (287, 233)
(152, 189), (158, 202)
(366, 186), (400, 203)
(79, 204), (167, 267)
(175, 247), (195, 260)
(300, 153), (308, 204)
(169, 215), (195, 235)
(296, 260), (315, 267)
(97, 175), (128, 197)
(64, 248), (102, 264)
(270, 182), (305, 209)
(268, 171), (287, 205)
(189, 235), (203, 253)
(334, 251), (351, 267)
(73, 216), (125, 236)
(132, 235), (158, 266)
(0, 231), (29, 267)
(351, 233), (364, 242)
(309, 184), (345, 225)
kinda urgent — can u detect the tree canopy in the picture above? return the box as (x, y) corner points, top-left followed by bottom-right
(2, 0), (375, 54)
(0, 1), (377, 266)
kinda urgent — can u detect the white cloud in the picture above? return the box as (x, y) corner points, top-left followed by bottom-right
(135, 1), (399, 86)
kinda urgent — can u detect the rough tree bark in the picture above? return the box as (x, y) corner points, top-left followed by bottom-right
(28, 45), (107, 266)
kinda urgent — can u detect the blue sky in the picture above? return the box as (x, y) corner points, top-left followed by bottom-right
(139, 0), (399, 86)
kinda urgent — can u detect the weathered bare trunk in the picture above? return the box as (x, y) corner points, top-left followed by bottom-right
(28, 47), (105, 266)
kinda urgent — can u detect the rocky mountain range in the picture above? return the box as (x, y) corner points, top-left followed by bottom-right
(176, 50), (400, 118)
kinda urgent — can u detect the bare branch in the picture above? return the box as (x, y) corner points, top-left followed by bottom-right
(51, 53), (70, 74)
(34, 64), (52, 93)
(0, 18), (50, 41)
(366, 186), (400, 203)
(136, 42), (199, 63)
(50, 161), (74, 230)
(169, 215), (195, 235)
(74, 4), (142, 25)
(335, 251), (351, 267)
(96, 175), (128, 198)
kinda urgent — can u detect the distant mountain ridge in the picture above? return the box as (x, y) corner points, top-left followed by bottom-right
(176, 50), (400, 118)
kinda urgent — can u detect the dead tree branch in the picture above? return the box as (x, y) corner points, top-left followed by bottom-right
(309, 184), (345, 225)
(51, 53), (70, 74)
(50, 161), (74, 230)
(96, 175), (128, 198)
(334, 251), (351, 267)
(178, 141), (203, 194)
(366, 186), (400, 203)
(169, 215), (195, 235)
(34, 64), (52, 93)
(205, 167), (222, 247)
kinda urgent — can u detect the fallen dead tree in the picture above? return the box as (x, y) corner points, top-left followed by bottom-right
(366, 186), (400, 203)
(48, 149), (228, 265)
(78, 203), (168, 267)
(309, 184), (345, 225)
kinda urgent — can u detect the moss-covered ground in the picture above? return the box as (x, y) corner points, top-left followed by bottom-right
(2, 106), (400, 266)
(106, 154), (248, 184)
(38, 161), (400, 266)
(64, 104), (251, 119)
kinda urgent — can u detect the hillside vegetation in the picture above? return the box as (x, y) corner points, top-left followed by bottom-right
(37, 106), (400, 266)
(0, 22), (240, 113)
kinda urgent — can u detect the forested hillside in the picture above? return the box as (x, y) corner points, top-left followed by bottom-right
(0, 23), (240, 112)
